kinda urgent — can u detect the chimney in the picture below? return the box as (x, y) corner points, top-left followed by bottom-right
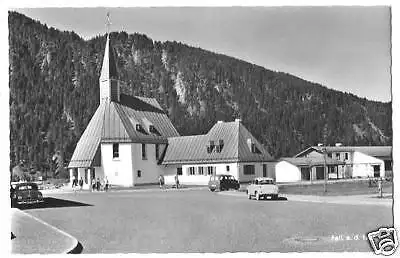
(317, 143), (324, 147)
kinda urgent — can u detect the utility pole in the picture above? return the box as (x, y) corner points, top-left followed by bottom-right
(323, 146), (327, 193)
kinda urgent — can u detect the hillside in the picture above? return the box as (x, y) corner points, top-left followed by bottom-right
(8, 11), (392, 173)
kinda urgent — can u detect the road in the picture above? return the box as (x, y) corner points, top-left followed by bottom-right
(21, 189), (393, 253)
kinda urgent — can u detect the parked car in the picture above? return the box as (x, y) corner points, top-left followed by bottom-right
(208, 174), (240, 192)
(11, 182), (44, 207)
(247, 177), (279, 200)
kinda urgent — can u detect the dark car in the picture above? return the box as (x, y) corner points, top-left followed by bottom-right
(11, 182), (44, 207)
(208, 174), (240, 192)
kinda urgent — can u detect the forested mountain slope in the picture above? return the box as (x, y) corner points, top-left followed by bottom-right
(9, 11), (392, 172)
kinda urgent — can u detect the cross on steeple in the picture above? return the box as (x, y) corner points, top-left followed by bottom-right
(106, 11), (112, 34)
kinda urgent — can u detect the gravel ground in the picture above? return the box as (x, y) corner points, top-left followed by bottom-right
(24, 189), (393, 253)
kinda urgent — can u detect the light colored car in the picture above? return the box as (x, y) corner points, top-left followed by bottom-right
(247, 177), (279, 200)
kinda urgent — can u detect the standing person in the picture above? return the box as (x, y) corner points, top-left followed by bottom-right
(71, 175), (76, 189)
(158, 175), (164, 189)
(96, 177), (100, 191)
(101, 178), (105, 191)
(91, 178), (96, 192)
(175, 173), (179, 189)
(79, 177), (83, 191)
(105, 177), (109, 192)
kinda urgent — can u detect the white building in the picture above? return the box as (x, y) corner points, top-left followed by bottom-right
(68, 34), (180, 189)
(161, 120), (275, 185)
(275, 157), (345, 183)
(295, 146), (392, 179)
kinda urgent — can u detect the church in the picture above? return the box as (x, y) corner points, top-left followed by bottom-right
(68, 33), (274, 189)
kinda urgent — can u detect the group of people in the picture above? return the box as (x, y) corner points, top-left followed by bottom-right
(158, 174), (180, 189)
(71, 176), (84, 190)
(91, 177), (109, 192)
(71, 176), (109, 192)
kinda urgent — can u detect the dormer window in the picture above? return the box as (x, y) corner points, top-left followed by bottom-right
(215, 139), (224, 153)
(149, 124), (161, 136)
(135, 123), (147, 134)
(251, 143), (256, 153)
(247, 138), (260, 153)
(207, 140), (215, 153)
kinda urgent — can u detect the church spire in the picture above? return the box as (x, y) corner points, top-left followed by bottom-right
(99, 12), (119, 102)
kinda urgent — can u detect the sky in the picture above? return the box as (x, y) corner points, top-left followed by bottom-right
(12, 7), (391, 102)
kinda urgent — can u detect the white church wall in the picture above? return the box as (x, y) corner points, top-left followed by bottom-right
(131, 143), (165, 185)
(101, 143), (133, 187)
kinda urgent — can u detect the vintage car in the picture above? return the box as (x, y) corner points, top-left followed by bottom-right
(247, 177), (279, 200)
(11, 182), (44, 207)
(208, 174), (240, 192)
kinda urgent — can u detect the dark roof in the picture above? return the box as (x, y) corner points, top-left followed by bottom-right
(281, 157), (345, 167)
(295, 146), (392, 159)
(162, 121), (273, 165)
(69, 95), (179, 168)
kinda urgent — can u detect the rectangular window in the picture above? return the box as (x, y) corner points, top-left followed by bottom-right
(142, 144), (147, 160)
(177, 167), (182, 175)
(344, 153), (348, 160)
(155, 144), (159, 160)
(335, 153), (340, 160)
(137, 170), (141, 178)
(113, 143), (119, 158)
(188, 167), (195, 175)
(327, 153), (332, 158)
(226, 165), (230, 172)
(243, 165), (255, 175)
(251, 143), (256, 153)
(263, 164), (267, 177)
(198, 167), (204, 175)
(207, 166), (214, 175)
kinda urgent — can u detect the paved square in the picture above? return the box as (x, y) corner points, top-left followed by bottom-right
(23, 189), (392, 253)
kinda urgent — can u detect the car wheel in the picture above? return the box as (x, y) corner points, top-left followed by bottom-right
(256, 191), (260, 201)
(248, 192), (252, 199)
(210, 188), (215, 192)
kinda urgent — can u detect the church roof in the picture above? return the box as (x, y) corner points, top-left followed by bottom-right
(69, 94), (180, 168)
(162, 120), (273, 165)
(69, 103), (105, 168)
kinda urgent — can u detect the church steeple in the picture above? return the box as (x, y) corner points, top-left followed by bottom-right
(99, 13), (120, 103)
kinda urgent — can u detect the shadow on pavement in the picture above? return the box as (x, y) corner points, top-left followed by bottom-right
(68, 242), (84, 254)
(262, 197), (288, 201)
(17, 197), (93, 210)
